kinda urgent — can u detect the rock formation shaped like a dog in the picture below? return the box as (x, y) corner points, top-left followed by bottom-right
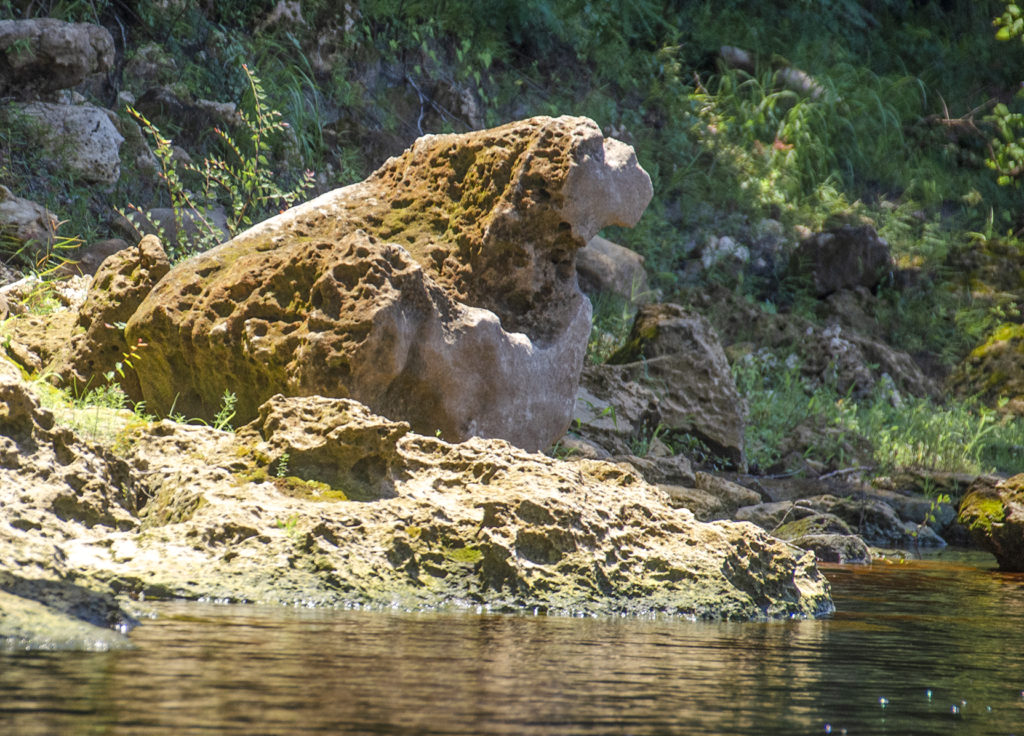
(126, 116), (653, 450)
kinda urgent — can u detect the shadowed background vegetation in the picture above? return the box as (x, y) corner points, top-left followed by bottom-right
(2, 0), (1024, 477)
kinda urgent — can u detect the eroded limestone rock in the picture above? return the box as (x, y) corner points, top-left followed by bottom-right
(0, 364), (833, 645)
(127, 116), (653, 451)
(56, 234), (171, 395)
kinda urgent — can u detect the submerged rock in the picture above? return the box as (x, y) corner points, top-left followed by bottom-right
(959, 474), (1024, 571)
(126, 116), (653, 452)
(0, 365), (833, 637)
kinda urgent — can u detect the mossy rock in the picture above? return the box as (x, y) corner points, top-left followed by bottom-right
(949, 323), (1024, 414)
(774, 512), (853, 540)
(958, 474), (1024, 571)
(272, 476), (348, 502)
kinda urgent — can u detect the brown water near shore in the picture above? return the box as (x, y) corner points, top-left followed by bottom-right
(2, 549), (1023, 735)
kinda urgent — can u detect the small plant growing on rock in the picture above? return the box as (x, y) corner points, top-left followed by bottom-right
(276, 451), (290, 478)
(212, 389), (237, 432)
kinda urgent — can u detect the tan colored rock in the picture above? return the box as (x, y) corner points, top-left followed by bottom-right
(587, 303), (747, 467)
(0, 237), (169, 395)
(695, 471), (762, 509)
(0, 19), (114, 97)
(0, 370), (833, 627)
(127, 116), (653, 451)
(13, 102), (124, 188)
(659, 473), (762, 522)
(0, 185), (57, 264)
(0, 310), (77, 375)
(55, 235), (170, 394)
(576, 235), (651, 304)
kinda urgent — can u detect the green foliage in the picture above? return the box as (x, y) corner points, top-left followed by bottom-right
(212, 390), (238, 432)
(986, 4), (1024, 186)
(276, 451), (290, 478)
(586, 292), (635, 365)
(735, 350), (1024, 476)
(125, 65), (314, 260)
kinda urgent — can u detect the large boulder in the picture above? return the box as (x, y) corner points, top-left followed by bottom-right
(126, 116), (653, 451)
(54, 235), (171, 394)
(12, 101), (124, 187)
(948, 324), (1024, 416)
(0, 236), (170, 395)
(576, 235), (651, 304)
(576, 302), (747, 467)
(958, 474), (1024, 571)
(0, 19), (114, 98)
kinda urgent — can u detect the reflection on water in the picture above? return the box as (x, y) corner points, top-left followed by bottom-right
(2, 550), (1024, 735)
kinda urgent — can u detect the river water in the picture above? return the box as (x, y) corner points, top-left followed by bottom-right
(2, 550), (1023, 735)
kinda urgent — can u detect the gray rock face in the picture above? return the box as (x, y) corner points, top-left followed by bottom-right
(790, 225), (892, 297)
(13, 102), (124, 187)
(0, 19), (114, 97)
(0, 361), (833, 649)
(126, 117), (652, 452)
(736, 493), (947, 549)
(575, 303), (746, 467)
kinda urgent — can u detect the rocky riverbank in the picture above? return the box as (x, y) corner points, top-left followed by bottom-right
(0, 351), (833, 649)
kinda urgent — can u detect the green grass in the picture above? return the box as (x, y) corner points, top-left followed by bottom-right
(734, 350), (1024, 476)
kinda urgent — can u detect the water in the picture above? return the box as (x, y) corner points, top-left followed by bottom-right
(2, 550), (1024, 735)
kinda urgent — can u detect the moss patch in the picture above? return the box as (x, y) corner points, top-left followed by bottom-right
(272, 476), (349, 502)
(445, 546), (483, 565)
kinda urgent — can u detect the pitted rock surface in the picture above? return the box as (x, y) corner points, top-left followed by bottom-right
(127, 116), (653, 451)
(0, 364), (833, 647)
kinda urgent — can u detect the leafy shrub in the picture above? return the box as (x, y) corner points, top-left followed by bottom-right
(126, 65), (313, 260)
